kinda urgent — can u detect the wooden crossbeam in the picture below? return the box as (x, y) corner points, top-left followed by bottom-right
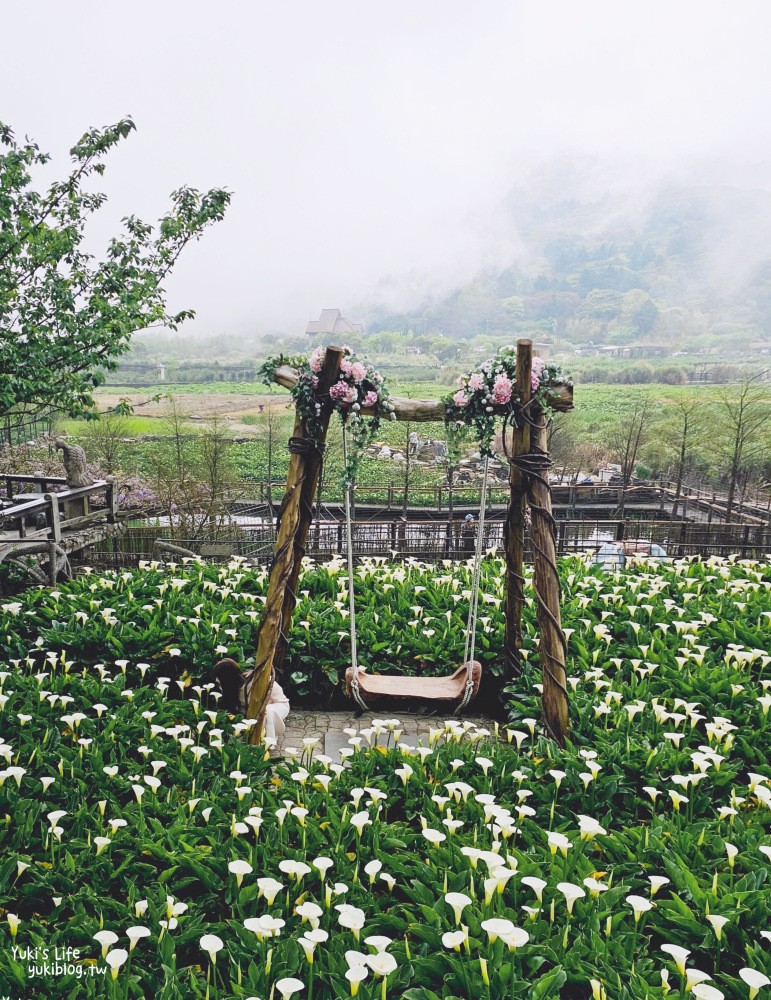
(270, 364), (573, 419)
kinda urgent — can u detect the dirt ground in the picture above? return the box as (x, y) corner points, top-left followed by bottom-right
(94, 389), (289, 418)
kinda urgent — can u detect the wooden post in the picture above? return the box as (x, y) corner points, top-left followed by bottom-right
(107, 480), (118, 524)
(46, 493), (62, 544)
(47, 541), (58, 586)
(247, 346), (344, 741)
(503, 340), (532, 677)
(527, 399), (570, 748)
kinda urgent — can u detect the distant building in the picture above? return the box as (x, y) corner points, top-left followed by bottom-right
(305, 308), (364, 337)
(573, 344), (668, 359)
(533, 341), (552, 361)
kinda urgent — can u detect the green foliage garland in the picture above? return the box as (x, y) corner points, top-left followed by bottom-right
(259, 348), (395, 486)
(443, 344), (572, 455)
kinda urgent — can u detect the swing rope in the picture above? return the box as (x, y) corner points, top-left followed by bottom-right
(458, 453), (489, 710)
(343, 424), (487, 713)
(343, 425), (368, 710)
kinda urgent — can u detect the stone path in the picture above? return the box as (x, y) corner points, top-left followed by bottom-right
(282, 710), (494, 761)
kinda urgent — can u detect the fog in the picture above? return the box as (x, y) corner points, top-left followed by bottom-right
(3, 0), (771, 336)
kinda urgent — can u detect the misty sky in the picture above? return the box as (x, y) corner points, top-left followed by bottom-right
(3, 1), (771, 336)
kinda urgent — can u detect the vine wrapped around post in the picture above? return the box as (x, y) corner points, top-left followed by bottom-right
(445, 339), (572, 742)
(248, 346), (394, 741)
(502, 340), (533, 678)
(246, 347), (345, 740)
(525, 402), (570, 747)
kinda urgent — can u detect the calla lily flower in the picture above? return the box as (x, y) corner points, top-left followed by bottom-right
(199, 933), (224, 964)
(94, 930), (119, 958)
(345, 966), (368, 996)
(626, 895), (653, 921)
(481, 917), (515, 943)
(366, 952), (397, 977)
(707, 914), (729, 941)
(521, 876), (547, 902)
(228, 859), (253, 887)
(557, 882), (586, 915)
(692, 986), (724, 1000)
(105, 948), (128, 980)
(126, 926), (150, 951)
(445, 892), (472, 925)
(740, 968), (771, 999)
(275, 976), (304, 999)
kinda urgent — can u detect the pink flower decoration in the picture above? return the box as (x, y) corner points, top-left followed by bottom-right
(340, 359), (353, 376)
(468, 373), (485, 391)
(492, 374), (512, 405)
(531, 357), (546, 391)
(452, 390), (468, 407)
(311, 375), (319, 389)
(350, 362), (367, 383)
(345, 385), (358, 404)
(329, 381), (349, 401)
(363, 390), (378, 407)
(310, 347), (324, 373)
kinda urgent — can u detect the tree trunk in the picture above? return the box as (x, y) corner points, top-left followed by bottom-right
(671, 417), (688, 520)
(403, 421), (411, 516)
(527, 403), (570, 747)
(445, 464), (455, 558)
(503, 339), (532, 678)
(726, 443), (741, 521)
(247, 347), (344, 741)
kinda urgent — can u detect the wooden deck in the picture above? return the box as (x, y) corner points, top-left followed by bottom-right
(0, 475), (124, 584)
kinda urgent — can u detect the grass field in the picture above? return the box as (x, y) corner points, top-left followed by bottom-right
(56, 379), (769, 491)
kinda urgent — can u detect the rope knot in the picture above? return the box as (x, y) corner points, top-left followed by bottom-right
(508, 449), (552, 477)
(288, 436), (325, 456)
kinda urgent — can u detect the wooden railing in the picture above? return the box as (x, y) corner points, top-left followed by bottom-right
(241, 479), (770, 523)
(0, 479), (118, 543)
(90, 514), (771, 567)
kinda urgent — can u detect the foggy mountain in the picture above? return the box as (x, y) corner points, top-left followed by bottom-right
(360, 180), (771, 350)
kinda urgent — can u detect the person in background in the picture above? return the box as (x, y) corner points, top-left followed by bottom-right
(409, 430), (419, 456)
(214, 658), (290, 749)
(461, 512), (476, 555)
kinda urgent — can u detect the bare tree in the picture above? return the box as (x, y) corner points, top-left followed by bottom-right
(547, 414), (580, 481)
(402, 420), (413, 515)
(198, 414), (242, 531)
(145, 400), (240, 539)
(255, 404), (283, 519)
(719, 373), (771, 519)
(609, 395), (653, 519)
(79, 409), (131, 474)
(666, 399), (704, 518)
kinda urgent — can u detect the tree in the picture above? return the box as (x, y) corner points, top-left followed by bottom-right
(653, 400), (704, 518)
(254, 402), (284, 519)
(608, 395), (653, 518)
(145, 402), (240, 539)
(0, 118), (229, 421)
(718, 373), (771, 519)
(79, 409), (132, 474)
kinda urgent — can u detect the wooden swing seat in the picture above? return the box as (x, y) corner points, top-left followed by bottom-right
(345, 661), (482, 708)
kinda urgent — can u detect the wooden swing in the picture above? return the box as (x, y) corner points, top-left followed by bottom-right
(343, 428), (486, 713)
(247, 342), (574, 747)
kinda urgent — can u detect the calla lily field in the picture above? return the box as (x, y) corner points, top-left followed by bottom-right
(0, 553), (770, 998)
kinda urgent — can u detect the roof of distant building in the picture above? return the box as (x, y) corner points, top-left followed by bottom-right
(305, 308), (364, 336)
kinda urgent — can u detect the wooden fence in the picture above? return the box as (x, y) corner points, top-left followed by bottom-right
(0, 476), (118, 543)
(89, 514), (771, 568)
(2, 411), (57, 446)
(243, 478), (770, 523)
